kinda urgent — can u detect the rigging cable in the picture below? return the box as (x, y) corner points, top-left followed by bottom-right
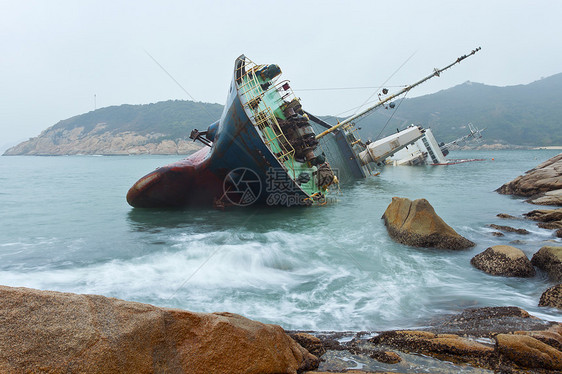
(349, 51), (417, 118)
(293, 85), (407, 92)
(143, 49), (217, 122)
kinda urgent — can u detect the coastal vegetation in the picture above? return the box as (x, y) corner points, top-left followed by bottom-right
(363, 72), (562, 146)
(3, 73), (561, 155)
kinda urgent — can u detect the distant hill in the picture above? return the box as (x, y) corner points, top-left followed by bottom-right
(356, 73), (562, 146)
(4, 100), (222, 155)
(4, 73), (562, 155)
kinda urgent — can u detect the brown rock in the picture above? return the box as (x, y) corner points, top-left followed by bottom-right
(488, 224), (529, 235)
(346, 344), (402, 365)
(369, 351), (401, 364)
(531, 246), (562, 281)
(529, 189), (562, 205)
(369, 330), (493, 366)
(303, 372), (373, 374)
(496, 333), (562, 371)
(288, 332), (326, 358)
(515, 330), (562, 351)
(382, 197), (475, 250)
(470, 245), (535, 277)
(492, 231), (504, 237)
(427, 306), (537, 337)
(539, 284), (562, 309)
(538, 220), (562, 229)
(497, 213), (519, 219)
(525, 208), (562, 222)
(497, 153), (562, 203)
(0, 286), (317, 374)
(557, 228), (562, 238)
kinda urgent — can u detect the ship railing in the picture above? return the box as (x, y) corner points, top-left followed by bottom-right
(272, 80), (297, 106)
(236, 57), (298, 176)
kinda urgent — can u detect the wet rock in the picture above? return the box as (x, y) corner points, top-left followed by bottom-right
(369, 350), (401, 364)
(425, 306), (554, 337)
(303, 372), (372, 374)
(369, 330), (494, 367)
(309, 308), (561, 373)
(497, 213), (519, 219)
(496, 333), (562, 371)
(529, 188), (562, 206)
(557, 228), (562, 238)
(492, 231), (504, 237)
(382, 197), (475, 250)
(531, 246), (562, 281)
(525, 208), (562, 223)
(288, 332), (326, 358)
(366, 307), (562, 372)
(488, 224), (530, 235)
(497, 153), (562, 204)
(539, 284), (562, 309)
(515, 329), (562, 351)
(539, 220), (562, 230)
(0, 286), (317, 374)
(470, 245), (535, 277)
(346, 344), (402, 364)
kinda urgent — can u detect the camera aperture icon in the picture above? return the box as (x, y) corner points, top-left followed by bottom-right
(223, 167), (262, 206)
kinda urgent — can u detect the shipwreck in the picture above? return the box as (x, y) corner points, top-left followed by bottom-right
(127, 48), (481, 208)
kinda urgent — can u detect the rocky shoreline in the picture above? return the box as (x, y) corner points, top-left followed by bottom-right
(3, 128), (202, 156)
(1, 285), (561, 374)
(292, 306), (562, 373)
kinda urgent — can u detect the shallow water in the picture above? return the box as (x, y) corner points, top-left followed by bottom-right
(0, 149), (560, 331)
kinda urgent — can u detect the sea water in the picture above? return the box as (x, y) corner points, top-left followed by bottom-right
(0, 150), (560, 331)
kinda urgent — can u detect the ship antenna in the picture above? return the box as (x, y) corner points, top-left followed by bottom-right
(315, 47), (482, 140)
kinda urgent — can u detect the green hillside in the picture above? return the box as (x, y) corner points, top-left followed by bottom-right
(44, 73), (562, 147)
(354, 73), (562, 145)
(52, 100), (223, 140)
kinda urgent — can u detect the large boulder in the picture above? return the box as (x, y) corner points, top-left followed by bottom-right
(0, 286), (318, 374)
(497, 153), (562, 204)
(531, 246), (562, 281)
(471, 245), (535, 277)
(382, 197), (475, 250)
(539, 284), (562, 309)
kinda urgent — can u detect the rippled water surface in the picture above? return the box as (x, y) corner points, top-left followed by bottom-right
(0, 150), (560, 330)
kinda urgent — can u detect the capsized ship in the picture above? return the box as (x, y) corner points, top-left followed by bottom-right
(127, 56), (338, 208)
(386, 123), (486, 166)
(309, 47), (482, 182)
(127, 48), (481, 208)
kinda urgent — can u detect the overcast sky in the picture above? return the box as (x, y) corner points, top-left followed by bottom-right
(1, 0), (561, 149)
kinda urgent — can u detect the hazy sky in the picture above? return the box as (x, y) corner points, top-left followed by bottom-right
(1, 0), (561, 149)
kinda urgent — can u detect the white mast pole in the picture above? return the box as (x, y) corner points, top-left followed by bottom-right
(315, 47), (481, 140)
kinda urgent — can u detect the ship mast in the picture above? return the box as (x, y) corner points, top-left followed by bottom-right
(315, 47), (481, 140)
